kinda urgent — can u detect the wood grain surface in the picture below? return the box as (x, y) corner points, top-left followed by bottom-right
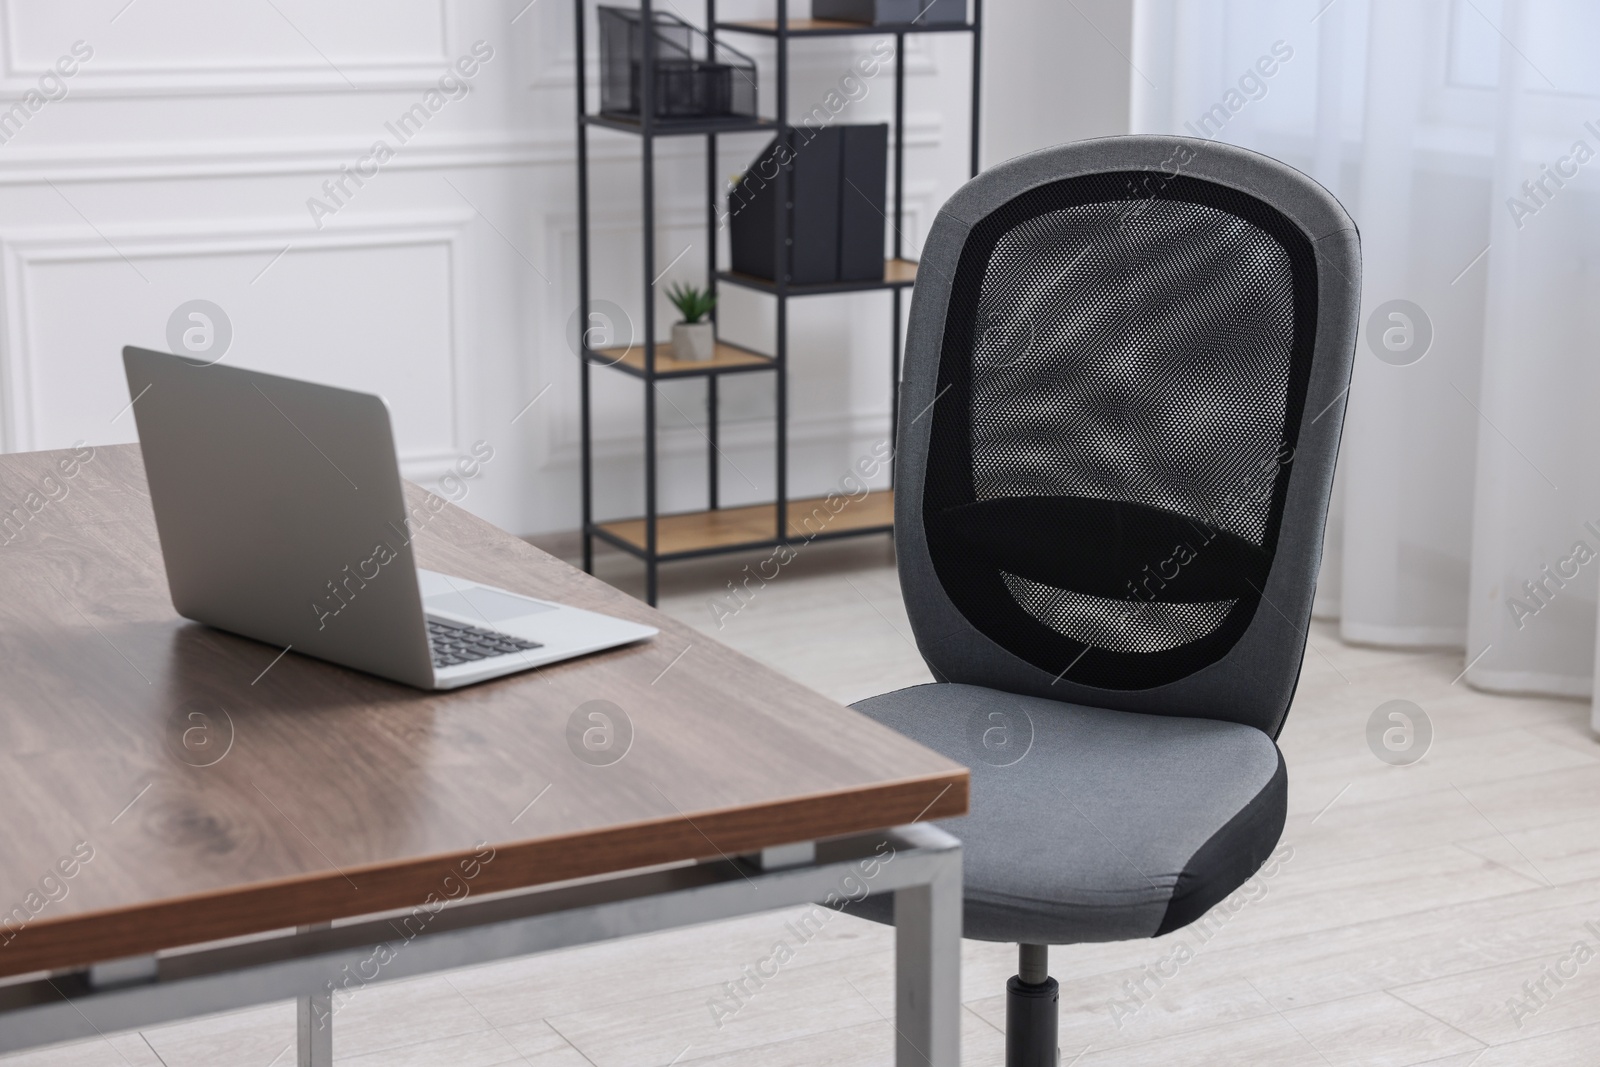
(592, 340), (773, 376)
(598, 491), (895, 554)
(0, 445), (966, 978)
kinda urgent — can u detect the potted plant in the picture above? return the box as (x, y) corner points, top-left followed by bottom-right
(667, 282), (717, 361)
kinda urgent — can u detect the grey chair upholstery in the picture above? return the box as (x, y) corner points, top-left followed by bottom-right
(850, 135), (1359, 1064)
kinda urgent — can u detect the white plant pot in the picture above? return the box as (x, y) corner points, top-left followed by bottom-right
(671, 321), (715, 362)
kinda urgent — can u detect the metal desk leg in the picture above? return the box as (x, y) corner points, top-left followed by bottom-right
(296, 988), (331, 1067)
(894, 842), (962, 1067)
(297, 924), (332, 1067)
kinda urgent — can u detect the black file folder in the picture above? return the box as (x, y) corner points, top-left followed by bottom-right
(728, 123), (887, 286)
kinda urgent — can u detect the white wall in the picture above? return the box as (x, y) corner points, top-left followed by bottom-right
(983, 0), (1134, 164)
(0, 0), (1131, 538)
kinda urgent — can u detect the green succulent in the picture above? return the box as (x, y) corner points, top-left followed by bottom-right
(666, 282), (716, 324)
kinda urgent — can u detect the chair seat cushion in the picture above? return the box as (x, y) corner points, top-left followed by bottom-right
(850, 683), (1286, 944)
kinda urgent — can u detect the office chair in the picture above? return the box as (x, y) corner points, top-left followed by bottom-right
(852, 136), (1360, 1065)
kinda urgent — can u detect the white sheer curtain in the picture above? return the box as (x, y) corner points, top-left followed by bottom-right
(1131, 0), (1600, 728)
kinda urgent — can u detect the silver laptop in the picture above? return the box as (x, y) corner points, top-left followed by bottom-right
(123, 346), (656, 690)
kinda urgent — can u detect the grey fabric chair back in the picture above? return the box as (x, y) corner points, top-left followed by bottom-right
(896, 136), (1360, 737)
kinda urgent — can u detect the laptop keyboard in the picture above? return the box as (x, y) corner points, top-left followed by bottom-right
(427, 616), (543, 669)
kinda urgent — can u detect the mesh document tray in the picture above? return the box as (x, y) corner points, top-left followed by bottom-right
(922, 172), (1318, 691)
(598, 6), (757, 121)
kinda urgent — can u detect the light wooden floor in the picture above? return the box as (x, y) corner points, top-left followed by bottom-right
(9, 537), (1599, 1066)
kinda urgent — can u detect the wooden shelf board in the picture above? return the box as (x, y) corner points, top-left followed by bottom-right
(598, 491), (894, 555)
(884, 258), (919, 285)
(591, 340), (773, 376)
(719, 258), (918, 296)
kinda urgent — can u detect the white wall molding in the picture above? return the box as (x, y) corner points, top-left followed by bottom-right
(0, 133), (558, 186)
(0, 115), (938, 186)
(0, 0), (459, 97)
(0, 209), (473, 478)
(0, 63), (461, 99)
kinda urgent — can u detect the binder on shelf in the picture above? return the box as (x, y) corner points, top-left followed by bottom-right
(728, 124), (888, 286)
(839, 125), (890, 281)
(791, 129), (842, 284)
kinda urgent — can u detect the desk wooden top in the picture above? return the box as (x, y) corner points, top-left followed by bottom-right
(0, 445), (966, 978)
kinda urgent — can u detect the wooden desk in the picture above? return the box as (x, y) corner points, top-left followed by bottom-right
(0, 445), (967, 1064)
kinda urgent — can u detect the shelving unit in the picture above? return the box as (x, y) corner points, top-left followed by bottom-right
(574, 0), (982, 603)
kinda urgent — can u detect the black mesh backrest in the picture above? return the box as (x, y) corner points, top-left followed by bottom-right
(896, 138), (1360, 735)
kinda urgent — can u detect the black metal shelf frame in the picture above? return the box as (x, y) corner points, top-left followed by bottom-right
(574, 0), (983, 603)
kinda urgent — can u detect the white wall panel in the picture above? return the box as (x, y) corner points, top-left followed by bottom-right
(1, 0), (452, 95)
(0, 212), (470, 478)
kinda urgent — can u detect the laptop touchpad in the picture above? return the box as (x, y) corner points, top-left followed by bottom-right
(425, 585), (557, 622)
